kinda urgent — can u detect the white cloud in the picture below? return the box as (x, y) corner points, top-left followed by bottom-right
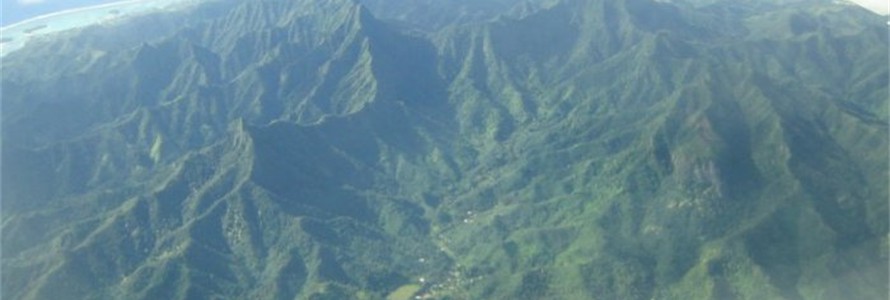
(17, 0), (48, 5)
(849, 0), (890, 15)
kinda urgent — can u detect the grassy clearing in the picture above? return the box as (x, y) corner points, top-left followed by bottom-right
(386, 284), (421, 300)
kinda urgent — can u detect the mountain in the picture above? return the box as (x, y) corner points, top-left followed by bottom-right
(2, 0), (887, 299)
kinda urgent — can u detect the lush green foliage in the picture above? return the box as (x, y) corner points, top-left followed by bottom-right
(2, 0), (887, 299)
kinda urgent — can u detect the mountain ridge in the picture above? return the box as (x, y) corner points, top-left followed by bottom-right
(2, 0), (887, 299)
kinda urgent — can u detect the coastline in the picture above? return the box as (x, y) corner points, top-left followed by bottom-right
(0, 0), (204, 57)
(1, 0), (144, 32)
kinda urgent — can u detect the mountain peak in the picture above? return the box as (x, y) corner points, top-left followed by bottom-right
(2, 0), (887, 299)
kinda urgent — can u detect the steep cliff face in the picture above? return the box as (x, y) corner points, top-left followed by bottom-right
(2, 0), (887, 299)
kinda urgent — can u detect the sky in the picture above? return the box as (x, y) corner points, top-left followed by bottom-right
(1, 0), (121, 26)
(851, 0), (889, 15)
(1, 0), (888, 27)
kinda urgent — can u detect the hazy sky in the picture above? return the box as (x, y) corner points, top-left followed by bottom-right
(1, 0), (120, 26)
(1, 0), (888, 27)
(850, 0), (889, 15)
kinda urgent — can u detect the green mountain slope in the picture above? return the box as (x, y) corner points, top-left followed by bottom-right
(2, 0), (887, 299)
